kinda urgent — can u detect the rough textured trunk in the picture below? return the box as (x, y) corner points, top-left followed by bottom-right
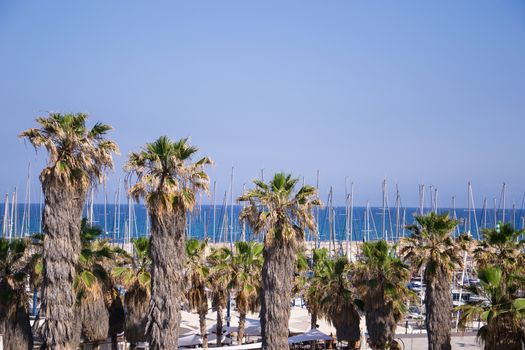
(216, 304), (223, 346)
(364, 288), (396, 350)
(238, 310), (246, 344)
(365, 305), (394, 350)
(0, 284), (33, 350)
(125, 283), (150, 346)
(80, 289), (110, 344)
(310, 311), (317, 330)
(108, 291), (125, 350)
(147, 206), (186, 349)
(198, 300), (208, 348)
(309, 311), (318, 350)
(40, 178), (85, 349)
(482, 314), (524, 350)
(330, 302), (361, 346)
(260, 237), (298, 350)
(425, 265), (452, 350)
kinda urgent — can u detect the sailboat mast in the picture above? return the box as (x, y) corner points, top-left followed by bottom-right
(117, 179), (121, 243)
(229, 166), (234, 246)
(241, 183), (246, 242)
(10, 188), (17, 239)
(113, 190), (118, 242)
(382, 179), (387, 241)
(89, 187), (94, 226)
(26, 162), (31, 235)
(482, 197), (488, 229)
(315, 169), (320, 249)
(467, 182), (471, 234)
(328, 186), (333, 256)
(493, 197), (497, 228)
(2, 194), (8, 237)
(434, 188), (439, 214)
(419, 184), (425, 216)
(212, 181), (217, 242)
(344, 178), (349, 259)
(452, 196), (459, 236)
(395, 185), (400, 241)
(104, 181), (108, 234)
(502, 182), (507, 224)
(348, 182), (354, 260)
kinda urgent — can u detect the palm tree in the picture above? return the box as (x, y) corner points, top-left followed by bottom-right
(185, 239), (210, 348)
(239, 172), (321, 350)
(75, 219), (124, 350)
(126, 136), (212, 349)
(401, 212), (467, 350)
(292, 249), (309, 302)
(20, 113), (118, 349)
(230, 241), (263, 344)
(474, 223), (525, 287)
(0, 238), (35, 350)
(303, 248), (330, 330)
(113, 237), (151, 349)
(207, 246), (231, 347)
(354, 240), (412, 350)
(318, 256), (361, 348)
(457, 266), (525, 349)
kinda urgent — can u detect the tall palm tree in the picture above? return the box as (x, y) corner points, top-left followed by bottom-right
(230, 241), (263, 344)
(0, 238), (35, 350)
(401, 212), (467, 350)
(207, 246), (231, 347)
(76, 219), (124, 350)
(457, 266), (525, 349)
(126, 136), (212, 349)
(20, 113), (118, 349)
(113, 237), (151, 349)
(185, 239), (210, 348)
(354, 240), (412, 350)
(303, 248), (330, 330)
(239, 173), (321, 349)
(474, 223), (525, 288)
(318, 256), (361, 348)
(292, 249), (309, 301)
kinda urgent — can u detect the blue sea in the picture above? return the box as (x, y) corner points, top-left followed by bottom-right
(1, 203), (523, 243)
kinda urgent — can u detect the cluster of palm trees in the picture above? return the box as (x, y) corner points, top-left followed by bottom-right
(1, 112), (525, 350)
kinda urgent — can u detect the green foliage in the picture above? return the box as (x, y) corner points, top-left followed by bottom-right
(185, 239), (209, 312)
(19, 112), (118, 188)
(457, 266), (525, 347)
(238, 172), (321, 244)
(401, 212), (467, 279)
(75, 219), (127, 303)
(0, 238), (29, 304)
(112, 237), (151, 290)
(126, 136), (212, 214)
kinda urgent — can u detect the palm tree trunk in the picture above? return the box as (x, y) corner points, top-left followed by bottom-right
(261, 237), (298, 350)
(124, 283), (149, 346)
(310, 311), (317, 330)
(80, 290), (110, 345)
(425, 265), (452, 350)
(216, 303), (223, 346)
(147, 207), (186, 349)
(365, 307), (392, 350)
(41, 179), (85, 349)
(364, 288), (395, 350)
(0, 286), (33, 350)
(199, 306), (208, 348)
(238, 310), (246, 344)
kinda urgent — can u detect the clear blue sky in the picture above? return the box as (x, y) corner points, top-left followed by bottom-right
(1, 1), (524, 207)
